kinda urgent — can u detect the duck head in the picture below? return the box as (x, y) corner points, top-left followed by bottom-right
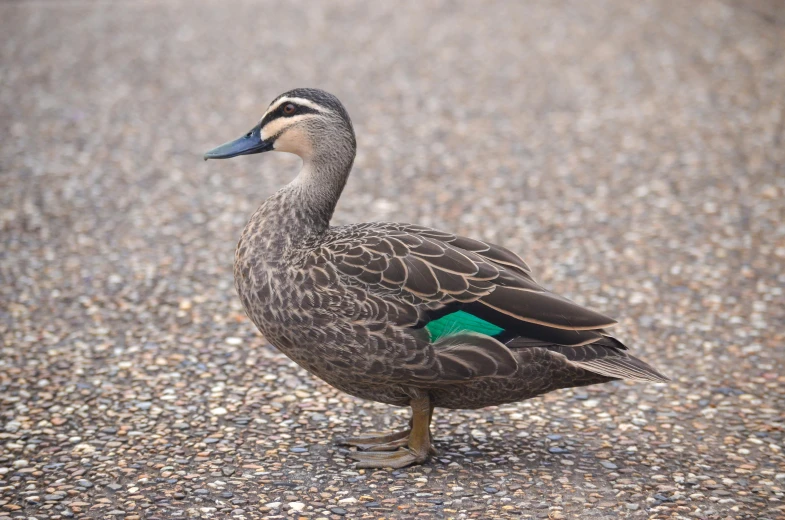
(204, 88), (356, 164)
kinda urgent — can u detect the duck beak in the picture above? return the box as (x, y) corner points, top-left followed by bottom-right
(203, 122), (273, 160)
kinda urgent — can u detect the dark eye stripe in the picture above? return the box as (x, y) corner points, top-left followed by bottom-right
(260, 104), (320, 128)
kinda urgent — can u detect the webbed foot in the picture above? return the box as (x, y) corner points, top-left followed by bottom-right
(336, 429), (410, 451)
(349, 447), (426, 469)
(343, 396), (434, 469)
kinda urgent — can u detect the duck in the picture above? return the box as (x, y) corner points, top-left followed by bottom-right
(204, 88), (669, 469)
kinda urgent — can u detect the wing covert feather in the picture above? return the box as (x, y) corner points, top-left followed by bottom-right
(315, 222), (618, 337)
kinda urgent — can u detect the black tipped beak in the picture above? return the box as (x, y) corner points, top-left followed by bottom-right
(203, 123), (273, 160)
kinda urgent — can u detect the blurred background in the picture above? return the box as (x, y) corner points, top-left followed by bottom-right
(1, 1), (784, 519)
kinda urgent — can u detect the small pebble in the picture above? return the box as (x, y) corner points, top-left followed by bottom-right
(288, 502), (305, 511)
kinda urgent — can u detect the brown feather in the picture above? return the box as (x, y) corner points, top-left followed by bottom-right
(480, 286), (617, 330)
(429, 333), (518, 382)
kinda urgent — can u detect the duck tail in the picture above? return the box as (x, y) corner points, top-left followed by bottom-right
(546, 344), (670, 383)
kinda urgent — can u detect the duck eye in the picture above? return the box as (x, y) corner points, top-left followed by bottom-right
(283, 103), (296, 115)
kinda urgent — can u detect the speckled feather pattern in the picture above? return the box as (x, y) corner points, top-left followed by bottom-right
(234, 186), (664, 410)
(230, 88), (666, 412)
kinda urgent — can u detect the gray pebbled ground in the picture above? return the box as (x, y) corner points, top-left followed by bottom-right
(1, 1), (784, 519)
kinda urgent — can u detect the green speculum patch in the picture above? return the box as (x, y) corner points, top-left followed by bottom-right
(425, 310), (504, 342)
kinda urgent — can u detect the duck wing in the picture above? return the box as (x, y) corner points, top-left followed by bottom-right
(315, 222), (617, 347)
(304, 222), (670, 385)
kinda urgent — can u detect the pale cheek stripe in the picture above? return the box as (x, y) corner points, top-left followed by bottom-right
(260, 114), (318, 140)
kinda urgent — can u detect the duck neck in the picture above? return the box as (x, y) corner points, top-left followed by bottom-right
(286, 141), (355, 234)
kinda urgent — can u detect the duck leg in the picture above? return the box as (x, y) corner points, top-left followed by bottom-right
(349, 396), (433, 469)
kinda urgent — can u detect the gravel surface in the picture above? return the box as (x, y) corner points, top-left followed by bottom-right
(2, 1), (784, 519)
